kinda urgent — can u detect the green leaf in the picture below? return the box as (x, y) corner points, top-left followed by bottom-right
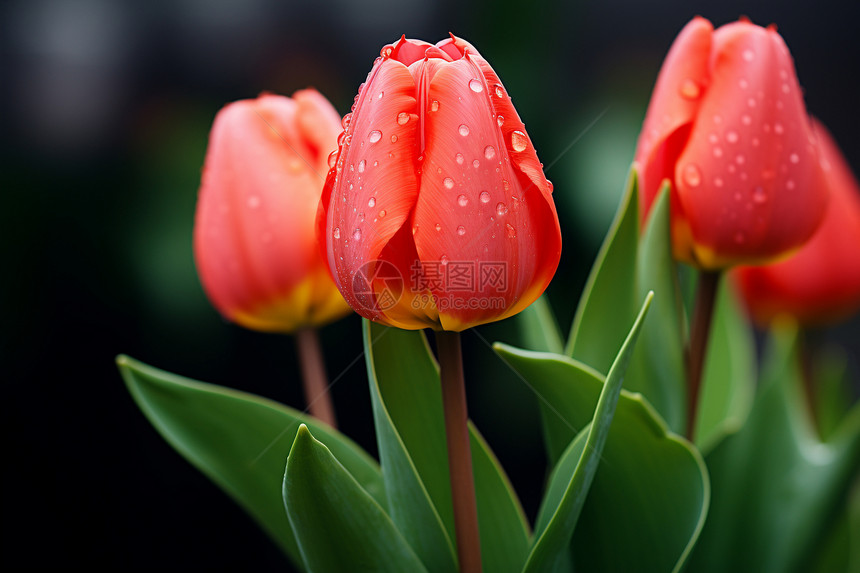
(688, 325), (860, 573)
(516, 294), (564, 354)
(629, 183), (686, 432)
(495, 341), (708, 571)
(810, 347), (852, 442)
(694, 278), (756, 453)
(117, 355), (384, 569)
(564, 167), (639, 369)
(364, 321), (531, 573)
(283, 425), (428, 573)
(522, 293), (654, 572)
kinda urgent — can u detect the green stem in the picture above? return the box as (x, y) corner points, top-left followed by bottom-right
(686, 270), (721, 441)
(435, 330), (482, 573)
(295, 328), (337, 429)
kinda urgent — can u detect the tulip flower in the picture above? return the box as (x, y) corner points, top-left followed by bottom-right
(735, 120), (860, 326)
(194, 90), (352, 333)
(319, 35), (562, 332)
(634, 17), (828, 270)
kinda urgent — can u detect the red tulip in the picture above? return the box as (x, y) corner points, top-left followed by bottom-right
(734, 120), (860, 326)
(318, 35), (562, 331)
(194, 90), (352, 332)
(634, 17), (828, 270)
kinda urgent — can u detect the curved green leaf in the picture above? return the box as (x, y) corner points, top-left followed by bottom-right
(283, 425), (428, 573)
(117, 355), (384, 569)
(564, 168), (638, 368)
(523, 293), (653, 572)
(694, 278), (755, 453)
(364, 321), (531, 573)
(495, 347), (708, 572)
(630, 183), (686, 432)
(688, 326), (860, 573)
(516, 294), (564, 354)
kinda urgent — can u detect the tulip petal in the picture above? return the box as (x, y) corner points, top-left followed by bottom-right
(635, 17), (713, 219)
(195, 95), (338, 331)
(323, 59), (430, 323)
(412, 46), (561, 330)
(677, 21), (827, 267)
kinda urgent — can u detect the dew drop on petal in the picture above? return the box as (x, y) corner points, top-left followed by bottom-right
(511, 131), (528, 152)
(742, 115), (752, 126)
(484, 145), (496, 160)
(680, 79), (700, 99)
(781, 83), (791, 94)
(440, 255), (449, 265)
(472, 160), (480, 168)
(727, 131), (739, 143)
(357, 159), (366, 173)
(774, 122), (784, 135)
(496, 202), (508, 215)
(790, 152), (800, 164)
(390, 134), (398, 143)
(480, 191), (491, 203)
(747, 98), (757, 108)
(459, 124), (470, 136)
(353, 228), (362, 240)
(457, 194), (468, 207)
(248, 195), (260, 208)
(736, 154), (746, 165)
(713, 147), (723, 158)
(327, 150), (338, 169)
(368, 197), (376, 208)
(430, 100), (440, 112)
(397, 112), (410, 125)
(753, 186), (767, 204)
(469, 79), (484, 93)
(435, 223), (442, 231)
(457, 225), (466, 236)
(443, 177), (455, 189)
(333, 227), (340, 239)
(739, 79), (749, 90)
(743, 49), (755, 62)
(497, 115), (505, 127)
(494, 85), (504, 98)
(455, 153), (464, 165)
(714, 177), (724, 187)
(368, 130), (382, 143)
(412, 224), (419, 235)
(506, 223), (516, 237)
(682, 164), (702, 188)
(379, 209), (386, 218)
(786, 179), (795, 190)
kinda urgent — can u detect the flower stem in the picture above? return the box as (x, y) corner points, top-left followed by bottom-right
(686, 270), (721, 440)
(295, 328), (337, 429)
(435, 330), (482, 573)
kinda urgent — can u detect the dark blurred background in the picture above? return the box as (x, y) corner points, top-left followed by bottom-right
(3, 0), (859, 569)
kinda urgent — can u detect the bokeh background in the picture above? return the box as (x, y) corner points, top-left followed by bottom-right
(4, 0), (859, 569)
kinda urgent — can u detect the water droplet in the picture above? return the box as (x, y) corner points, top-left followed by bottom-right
(752, 137), (760, 147)
(781, 83), (790, 94)
(342, 113), (352, 130)
(368, 197), (376, 208)
(469, 79), (484, 93)
(484, 145), (496, 160)
(358, 211), (365, 222)
(412, 225), (419, 235)
(774, 122), (784, 135)
(714, 115), (723, 124)
(390, 134), (398, 143)
(790, 152), (800, 164)
(503, 180), (511, 191)
(741, 114), (752, 126)
(506, 223), (517, 237)
(248, 196), (260, 208)
(494, 85), (504, 98)
(397, 112), (410, 125)
(753, 186), (767, 204)
(381, 46), (393, 58)
(455, 153), (464, 165)
(368, 130), (382, 143)
(353, 228), (362, 240)
(443, 177), (455, 189)
(743, 49), (755, 62)
(736, 154), (746, 165)
(786, 179), (796, 190)
(373, 160), (379, 167)
(472, 160), (480, 168)
(379, 209), (386, 217)
(713, 147), (723, 158)
(430, 100), (440, 112)
(680, 79), (700, 99)
(497, 115), (505, 127)
(457, 194), (468, 207)
(714, 177), (724, 187)
(709, 133), (719, 144)
(358, 160), (366, 173)
(459, 124), (470, 136)
(377, 91), (384, 99)
(682, 164), (702, 187)
(480, 191), (491, 203)
(327, 150), (338, 169)
(440, 255), (449, 265)
(739, 79), (749, 90)
(457, 225), (466, 236)
(511, 131), (528, 152)
(435, 223), (442, 231)
(496, 202), (508, 215)
(333, 227), (341, 239)
(728, 164), (737, 174)
(727, 131), (739, 143)
(748, 98), (757, 108)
